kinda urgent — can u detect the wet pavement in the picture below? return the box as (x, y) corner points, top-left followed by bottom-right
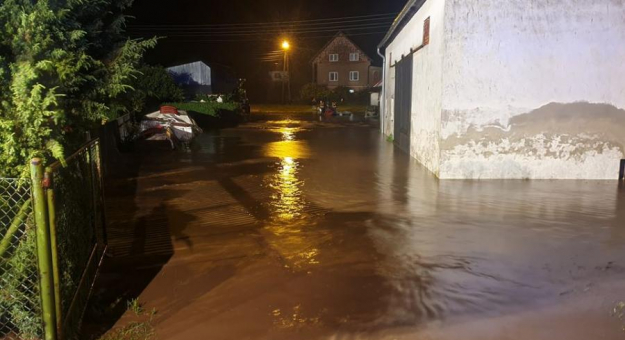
(97, 112), (625, 339)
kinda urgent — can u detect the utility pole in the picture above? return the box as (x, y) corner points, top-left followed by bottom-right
(281, 40), (291, 104)
(281, 50), (286, 104)
(286, 51), (291, 103)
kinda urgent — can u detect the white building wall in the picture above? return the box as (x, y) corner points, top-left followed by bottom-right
(167, 61), (212, 86)
(383, 0), (447, 175)
(383, 64), (395, 138)
(439, 0), (625, 179)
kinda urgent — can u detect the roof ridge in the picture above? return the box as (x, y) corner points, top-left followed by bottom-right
(310, 31), (373, 64)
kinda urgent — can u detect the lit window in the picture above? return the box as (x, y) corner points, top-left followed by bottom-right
(329, 72), (339, 81)
(349, 71), (359, 81)
(349, 53), (360, 61)
(329, 54), (339, 62)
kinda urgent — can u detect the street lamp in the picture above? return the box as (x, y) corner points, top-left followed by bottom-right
(280, 40), (291, 103)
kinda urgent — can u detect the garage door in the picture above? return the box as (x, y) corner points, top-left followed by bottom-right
(393, 54), (413, 153)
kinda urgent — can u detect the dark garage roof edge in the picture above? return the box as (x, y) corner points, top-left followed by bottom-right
(378, 0), (427, 51)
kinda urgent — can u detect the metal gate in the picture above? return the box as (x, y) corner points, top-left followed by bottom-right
(393, 54), (413, 152)
(0, 140), (106, 340)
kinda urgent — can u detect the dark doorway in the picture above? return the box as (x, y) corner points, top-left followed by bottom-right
(393, 54), (413, 153)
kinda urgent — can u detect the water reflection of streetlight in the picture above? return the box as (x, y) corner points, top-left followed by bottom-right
(264, 122), (320, 269)
(263, 125), (307, 222)
(274, 156), (302, 221)
(281, 127), (296, 141)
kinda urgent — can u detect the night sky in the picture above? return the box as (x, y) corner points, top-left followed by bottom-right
(127, 0), (408, 101)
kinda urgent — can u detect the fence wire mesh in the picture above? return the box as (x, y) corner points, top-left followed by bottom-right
(49, 140), (106, 340)
(1, 139), (106, 340)
(0, 179), (42, 340)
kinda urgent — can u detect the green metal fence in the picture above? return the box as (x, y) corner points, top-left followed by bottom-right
(46, 140), (107, 340)
(0, 139), (107, 340)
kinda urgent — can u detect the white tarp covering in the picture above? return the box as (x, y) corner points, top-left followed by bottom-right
(140, 110), (201, 143)
(167, 61), (212, 86)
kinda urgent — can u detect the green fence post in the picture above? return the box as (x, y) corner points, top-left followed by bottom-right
(30, 158), (58, 340)
(45, 168), (63, 337)
(0, 198), (31, 258)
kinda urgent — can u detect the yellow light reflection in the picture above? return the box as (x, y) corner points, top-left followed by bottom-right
(264, 141), (310, 159)
(281, 127), (296, 141)
(263, 124), (310, 222)
(271, 156), (303, 221)
(264, 121), (321, 269)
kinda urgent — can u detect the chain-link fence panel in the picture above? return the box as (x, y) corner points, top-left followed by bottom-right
(1, 140), (106, 340)
(0, 179), (42, 340)
(48, 140), (106, 340)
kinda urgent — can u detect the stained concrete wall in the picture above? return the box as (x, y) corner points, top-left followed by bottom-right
(439, 0), (625, 179)
(383, 0), (447, 175)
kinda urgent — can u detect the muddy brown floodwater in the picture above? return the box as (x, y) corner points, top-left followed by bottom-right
(95, 112), (625, 340)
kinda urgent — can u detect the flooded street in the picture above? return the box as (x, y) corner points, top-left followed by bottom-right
(101, 113), (625, 340)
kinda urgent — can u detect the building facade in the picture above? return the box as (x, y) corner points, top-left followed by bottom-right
(312, 32), (382, 90)
(379, 0), (625, 179)
(167, 61), (212, 95)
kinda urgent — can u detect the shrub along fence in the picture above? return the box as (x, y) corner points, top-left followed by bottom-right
(0, 139), (107, 340)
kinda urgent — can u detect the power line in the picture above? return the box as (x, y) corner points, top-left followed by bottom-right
(155, 30), (389, 43)
(128, 18), (394, 31)
(128, 22), (393, 34)
(128, 21), (393, 34)
(128, 13), (398, 28)
(128, 21), (394, 38)
(129, 24), (393, 37)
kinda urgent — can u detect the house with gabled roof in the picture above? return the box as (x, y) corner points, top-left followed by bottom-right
(311, 32), (381, 90)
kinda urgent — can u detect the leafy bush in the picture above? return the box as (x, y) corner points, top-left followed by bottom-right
(299, 83), (333, 103)
(298, 83), (369, 105)
(0, 0), (156, 178)
(125, 65), (184, 114)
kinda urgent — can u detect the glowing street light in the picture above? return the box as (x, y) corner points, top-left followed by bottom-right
(280, 40), (291, 103)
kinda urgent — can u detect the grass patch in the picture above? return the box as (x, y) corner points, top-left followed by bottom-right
(98, 321), (155, 340)
(163, 102), (239, 116)
(127, 299), (143, 316)
(98, 300), (157, 340)
(613, 301), (625, 331)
